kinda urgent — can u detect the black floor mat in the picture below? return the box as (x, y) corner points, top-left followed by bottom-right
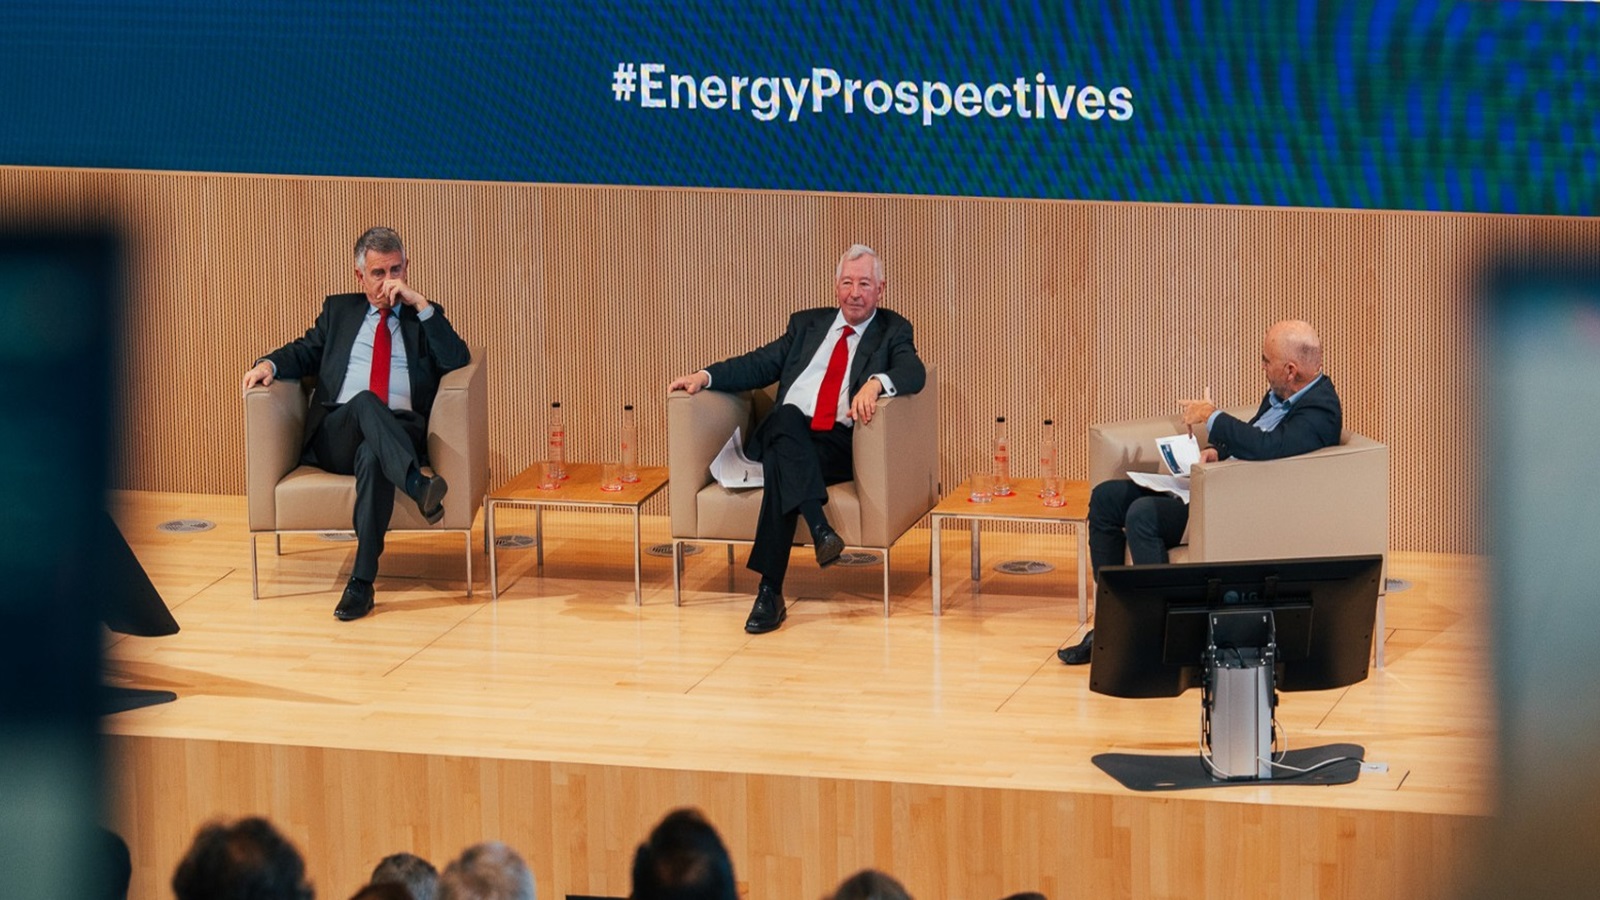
(1093, 743), (1365, 791)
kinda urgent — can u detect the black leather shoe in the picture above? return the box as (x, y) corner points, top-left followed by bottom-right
(334, 578), (375, 621)
(1058, 630), (1093, 665)
(408, 472), (448, 525)
(812, 524), (845, 569)
(745, 583), (787, 634)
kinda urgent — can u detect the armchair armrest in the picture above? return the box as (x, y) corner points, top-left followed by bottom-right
(851, 369), (940, 548)
(425, 347), (487, 529)
(1188, 434), (1389, 561)
(1087, 405), (1255, 485)
(244, 380), (308, 532)
(668, 388), (754, 539)
(1088, 414), (1183, 486)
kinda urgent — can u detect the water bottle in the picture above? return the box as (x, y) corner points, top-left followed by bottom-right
(548, 402), (567, 480)
(992, 416), (1013, 497)
(1040, 418), (1066, 507)
(620, 404), (640, 482)
(1039, 419), (1058, 489)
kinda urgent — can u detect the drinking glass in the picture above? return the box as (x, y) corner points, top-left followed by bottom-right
(538, 460), (562, 490)
(1041, 475), (1067, 508)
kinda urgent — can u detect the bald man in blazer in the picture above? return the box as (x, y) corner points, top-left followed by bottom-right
(1060, 319), (1342, 665)
(670, 244), (926, 634)
(242, 227), (471, 621)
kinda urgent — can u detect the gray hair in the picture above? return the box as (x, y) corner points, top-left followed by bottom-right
(836, 243), (885, 283)
(371, 852), (439, 900)
(355, 226), (406, 270)
(437, 842), (535, 900)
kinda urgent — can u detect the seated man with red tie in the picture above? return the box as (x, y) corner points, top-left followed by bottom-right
(669, 244), (926, 634)
(240, 227), (471, 621)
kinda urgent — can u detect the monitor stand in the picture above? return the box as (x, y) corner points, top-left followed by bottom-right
(1202, 609), (1278, 781)
(1093, 607), (1366, 790)
(102, 686), (178, 715)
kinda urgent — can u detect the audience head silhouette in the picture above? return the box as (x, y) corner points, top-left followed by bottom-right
(827, 868), (913, 900)
(630, 808), (737, 900)
(370, 852), (438, 900)
(170, 816), (313, 900)
(436, 841), (535, 900)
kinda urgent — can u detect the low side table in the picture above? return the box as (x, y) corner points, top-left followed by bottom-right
(929, 478), (1092, 622)
(486, 462), (669, 603)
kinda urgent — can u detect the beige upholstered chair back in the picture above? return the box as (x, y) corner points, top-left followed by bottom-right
(1086, 405), (1390, 663)
(243, 346), (489, 595)
(1086, 407), (1388, 565)
(668, 368), (940, 552)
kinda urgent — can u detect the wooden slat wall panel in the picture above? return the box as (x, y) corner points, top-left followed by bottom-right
(6, 165), (1598, 552)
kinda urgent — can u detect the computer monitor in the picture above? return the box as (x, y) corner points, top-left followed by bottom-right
(1089, 555), (1383, 699)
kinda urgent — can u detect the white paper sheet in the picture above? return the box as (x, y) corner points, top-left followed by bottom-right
(1156, 432), (1202, 476)
(710, 427), (764, 488)
(1127, 470), (1191, 504)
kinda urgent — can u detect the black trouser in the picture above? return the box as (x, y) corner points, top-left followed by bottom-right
(307, 391), (427, 582)
(1086, 479), (1189, 574)
(746, 404), (854, 587)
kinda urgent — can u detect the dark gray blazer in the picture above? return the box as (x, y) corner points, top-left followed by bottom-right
(704, 307), (924, 400)
(262, 292), (471, 449)
(1208, 375), (1342, 461)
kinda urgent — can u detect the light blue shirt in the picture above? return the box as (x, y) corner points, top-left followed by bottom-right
(1207, 373), (1323, 433)
(334, 304), (433, 410)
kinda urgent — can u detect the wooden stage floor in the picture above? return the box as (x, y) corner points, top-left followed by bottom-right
(102, 491), (1492, 900)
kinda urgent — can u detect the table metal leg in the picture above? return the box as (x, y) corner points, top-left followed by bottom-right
(969, 519), (981, 585)
(632, 509), (643, 606)
(487, 501), (500, 600)
(931, 516), (943, 616)
(1077, 522), (1089, 624)
(535, 506), (545, 568)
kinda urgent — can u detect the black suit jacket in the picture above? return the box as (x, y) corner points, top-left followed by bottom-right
(703, 307), (925, 459)
(1207, 374), (1342, 461)
(705, 307), (924, 398)
(262, 292), (472, 449)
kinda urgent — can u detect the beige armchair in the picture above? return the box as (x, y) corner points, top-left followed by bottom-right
(668, 370), (940, 614)
(1088, 408), (1392, 663)
(244, 346), (489, 599)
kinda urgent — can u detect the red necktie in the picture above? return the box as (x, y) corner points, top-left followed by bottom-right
(810, 325), (854, 431)
(369, 307), (392, 405)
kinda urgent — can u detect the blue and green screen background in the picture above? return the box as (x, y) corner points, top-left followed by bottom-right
(3, 0), (1596, 216)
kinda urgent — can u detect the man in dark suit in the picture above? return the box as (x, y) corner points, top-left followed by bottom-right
(669, 244), (926, 634)
(1061, 319), (1342, 663)
(240, 227), (471, 621)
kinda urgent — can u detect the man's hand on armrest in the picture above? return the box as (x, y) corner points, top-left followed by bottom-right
(849, 377), (885, 425)
(241, 360), (275, 394)
(669, 370), (711, 394)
